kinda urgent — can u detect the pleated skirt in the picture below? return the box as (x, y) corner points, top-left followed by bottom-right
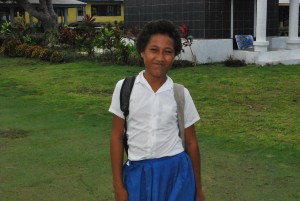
(123, 152), (197, 201)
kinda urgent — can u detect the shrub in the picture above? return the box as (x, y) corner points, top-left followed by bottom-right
(39, 49), (53, 61)
(15, 43), (51, 60)
(0, 21), (12, 36)
(0, 38), (22, 56)
(125, 43), (142, 66)
(50, 51), (63, 63)
(22, 34), (37, 45)
(14, 16), (31, 37)
(15, 43), (30, 57)
(179, 24), (196, 66)
(0, 36), (5, 46)
(59, 49), (85, 62)
(127, 53), (143, 67)
(173, 60), (194, 68)
(115, 41), (130, 64)
(59, 27), (78, 45)
(224, 56), (246, 67)
(31, 45), (45, 58)
(24, 45), (35, 58)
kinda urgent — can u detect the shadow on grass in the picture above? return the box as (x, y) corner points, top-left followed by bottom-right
(0, 128), (30, 139)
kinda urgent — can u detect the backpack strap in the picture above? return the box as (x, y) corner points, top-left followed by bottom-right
(120, 76), (136, 155)
(174, 83), (185, 149)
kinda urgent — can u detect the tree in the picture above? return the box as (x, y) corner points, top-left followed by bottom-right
(18, 0), (57, 34)
(1, 0), (57, 34)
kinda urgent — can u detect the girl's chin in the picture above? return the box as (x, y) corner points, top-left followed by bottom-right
(147, 71), (167, 78)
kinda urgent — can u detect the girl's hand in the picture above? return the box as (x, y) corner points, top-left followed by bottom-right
(197, 188), (205, 201)
(114, 186), (128, 201)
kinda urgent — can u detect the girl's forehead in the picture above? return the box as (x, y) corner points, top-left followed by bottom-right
(149, 33), (172, 39)
(148, 34), (174, 45)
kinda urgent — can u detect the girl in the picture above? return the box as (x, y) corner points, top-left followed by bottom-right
(109, 19), (204, 201)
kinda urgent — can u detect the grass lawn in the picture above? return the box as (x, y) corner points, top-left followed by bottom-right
(0, 56), (299, 201)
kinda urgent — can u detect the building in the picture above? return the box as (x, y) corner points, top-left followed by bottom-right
(0, 0), (86, 26)
(279, 0), (300, 36)
(80, 0), (124, 24)
(0, 0), (124, 27)
(125, 0), (279, 39)
(124, 0), (300, 65)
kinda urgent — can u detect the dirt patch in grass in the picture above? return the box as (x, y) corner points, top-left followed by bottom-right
(0, 128), (30, 139)
(70, 87), (113, 95)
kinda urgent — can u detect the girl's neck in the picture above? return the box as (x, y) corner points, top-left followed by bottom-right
(143, 72), (167, 93)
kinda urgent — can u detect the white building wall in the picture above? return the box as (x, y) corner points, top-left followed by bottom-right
(279, 0), (300, 4)
(179, 39), (233, 64)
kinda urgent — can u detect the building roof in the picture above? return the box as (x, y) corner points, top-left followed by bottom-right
(1, 0), (86, 5)
(30, 0), (86, 5)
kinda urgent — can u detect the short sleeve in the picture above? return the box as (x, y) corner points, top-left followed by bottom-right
(183, 88), (200, 128)
(108, 79), (125, 119)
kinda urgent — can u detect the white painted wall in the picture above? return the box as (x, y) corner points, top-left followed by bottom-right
(279, 0), (300, 4)
(267, 36), (288, 49)
(256, 49), (300, 65)
(178, 39), (233, 64)
(179, 37), (300, 65)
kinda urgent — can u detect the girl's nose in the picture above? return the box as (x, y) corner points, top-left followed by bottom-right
(156, 51), (164, 61)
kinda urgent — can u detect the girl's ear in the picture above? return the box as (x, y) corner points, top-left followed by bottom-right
(140, 52), (144, 59)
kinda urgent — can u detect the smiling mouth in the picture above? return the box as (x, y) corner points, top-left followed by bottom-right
(153, 63), (164, 67)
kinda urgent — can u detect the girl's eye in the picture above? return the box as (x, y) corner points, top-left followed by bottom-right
(164, 50), (174, 54)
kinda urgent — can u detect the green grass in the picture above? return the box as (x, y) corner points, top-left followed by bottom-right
(0, 56), (299, 201)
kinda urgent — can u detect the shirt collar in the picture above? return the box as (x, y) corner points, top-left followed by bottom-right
(135, 70), (174, 93)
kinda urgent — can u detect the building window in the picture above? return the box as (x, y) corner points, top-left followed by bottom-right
(77, 7), (84, 17)
(54, 8), (64, 17)
(91, 5), (121, 16)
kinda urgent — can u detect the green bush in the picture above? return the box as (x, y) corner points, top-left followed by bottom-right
(15, 43), (30, 57)
(30, 45), (45, 58)
(24, 45), (35, 58)
(0, 21), (12, 36)
(49, 51), (63, 63)
(0, 38), (22, 57)
(224, 56), (246, 67)
(172, 60), (194, 68)
(39, 49), (53, 61)
(15, 43), (53, 61)
(1, 36), (82, 63)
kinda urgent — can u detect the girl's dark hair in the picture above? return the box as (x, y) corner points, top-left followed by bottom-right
(136, 19), (182, 56)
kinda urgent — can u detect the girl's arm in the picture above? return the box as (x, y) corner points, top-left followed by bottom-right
(185, 124), (205, 201)
(110, 114), (128, 201)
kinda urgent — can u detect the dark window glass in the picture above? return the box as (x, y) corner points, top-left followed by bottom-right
(54, 8), (64, 17)
(91, 5), (121, 16)
(78, 7), (84, 16)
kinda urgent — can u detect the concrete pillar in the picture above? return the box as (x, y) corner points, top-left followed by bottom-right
(253, 0), (269, 52)
(286, 0), (300, 49)
(64, 8), (68, 25)
(10, 7), (15, 26)
(230, 0), (234, 38)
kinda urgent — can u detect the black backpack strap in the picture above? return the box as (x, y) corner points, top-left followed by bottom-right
(120, 76), (136, 155)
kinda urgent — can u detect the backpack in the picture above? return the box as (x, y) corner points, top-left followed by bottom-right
(120, 76), (185, 155)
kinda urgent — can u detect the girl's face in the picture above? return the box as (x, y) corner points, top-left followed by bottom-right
(141, 34), (175, 79)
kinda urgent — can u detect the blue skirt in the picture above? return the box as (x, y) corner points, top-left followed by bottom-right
(123, 152), (197, 201)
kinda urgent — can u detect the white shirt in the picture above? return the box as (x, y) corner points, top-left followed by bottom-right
(109, 71), (200, 161)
